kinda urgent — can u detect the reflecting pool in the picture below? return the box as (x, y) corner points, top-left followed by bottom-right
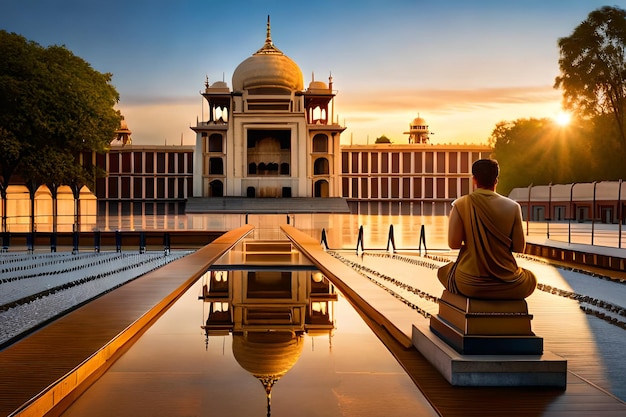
(60, 236), (438, 417)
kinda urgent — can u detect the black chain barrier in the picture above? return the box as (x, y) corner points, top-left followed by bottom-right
(329, 251), (438, 319)
(0, 253), (185, 313)
(1, 253), (132, 284)
(330, 250), (626, 331)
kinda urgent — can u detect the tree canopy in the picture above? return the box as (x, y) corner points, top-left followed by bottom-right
(375, 135), (392, 143)
(554, 6), (626, 149)
(0, 30), (120, 190)
(490, 116), (625, 196)
(493, 6), (626, 196)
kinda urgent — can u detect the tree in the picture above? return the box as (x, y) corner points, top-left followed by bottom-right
(489, 118), (603, 196)
(0, 30), (120, 190)
(554, 6), (626, 149)
(0, 31), (120, 232)
(375, 135), (392, 144)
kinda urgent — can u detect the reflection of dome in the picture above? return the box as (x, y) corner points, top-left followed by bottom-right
(232, 331), (303, 379)
(232, 18), (303, 92)
(232, 331), (304, 415)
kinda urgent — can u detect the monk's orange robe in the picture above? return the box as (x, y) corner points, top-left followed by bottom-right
(437, 190), (537, 299)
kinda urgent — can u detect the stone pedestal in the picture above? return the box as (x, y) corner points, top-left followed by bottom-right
(430, 290), (543, 355)
(412, 323), (567, 387)
(412, 290), (567, 387)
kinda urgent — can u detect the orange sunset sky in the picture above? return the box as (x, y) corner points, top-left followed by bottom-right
(1, 0), (617, 146)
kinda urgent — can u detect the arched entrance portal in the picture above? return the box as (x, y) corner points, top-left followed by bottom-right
(209, 180), (224, 197)
(314, 180), (329, 198)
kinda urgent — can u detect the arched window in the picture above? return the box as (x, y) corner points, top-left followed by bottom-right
(267, 163), (279, 174)
(314, 180), (329, 197)
(214, 106), (228, 122)
(209, 180), (223, 197)
(208, 134), (222, 152)
(247, 187), (256, 198)
(312, 134), (328, 153)
(280, 163), (289, 175)
(209, 157), (223, 175)
(312, 106), (322, 123)
(248, 163), (257, 175)
(314, 158), (329, 175)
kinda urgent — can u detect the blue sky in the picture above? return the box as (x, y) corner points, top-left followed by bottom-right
(0, 0), (619, 145)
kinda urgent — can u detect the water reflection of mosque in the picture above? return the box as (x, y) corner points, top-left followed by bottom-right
(199, 239), (337, 416)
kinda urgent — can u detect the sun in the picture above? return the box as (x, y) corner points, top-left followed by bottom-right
(554, 111), (572, 127)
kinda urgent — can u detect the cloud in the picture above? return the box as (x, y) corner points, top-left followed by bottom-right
(336, 85), (564, 145)
(116, 99), (199, 145)
(114, 85), (564, 146)
(118, 94), (197, 107)
(337, 85), (561, 114)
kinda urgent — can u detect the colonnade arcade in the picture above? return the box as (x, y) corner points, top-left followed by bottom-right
(1, 184), (96, 233)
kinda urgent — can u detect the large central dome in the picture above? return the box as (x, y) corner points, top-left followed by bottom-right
(232, 19), (303, 92)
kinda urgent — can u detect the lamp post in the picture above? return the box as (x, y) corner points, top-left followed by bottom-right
(568, 183), (576, 244)
(619, 179), (623, 249)
(547, 183), (552, 239)
(526, 184), (532, 236)
(0, 183), (6, 233)
(591, 181), (597, 246)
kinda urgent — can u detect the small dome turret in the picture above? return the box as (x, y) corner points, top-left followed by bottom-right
(210, 81), (228, 89)
(307, 79), (328, 92)
(404, 113), (430, 144)
(411, 117), (427, 128)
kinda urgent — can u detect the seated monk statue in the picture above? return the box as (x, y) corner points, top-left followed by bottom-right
(437, 159), (537, 300)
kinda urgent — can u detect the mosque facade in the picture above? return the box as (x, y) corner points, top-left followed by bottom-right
(191, 19), (345, 200)
(0, 19), (502, 232)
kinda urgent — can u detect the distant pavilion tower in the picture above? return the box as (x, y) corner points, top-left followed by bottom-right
(405, 114), (430, 144)
(112, 116), (132, 146)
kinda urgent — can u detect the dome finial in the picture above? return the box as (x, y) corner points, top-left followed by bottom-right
(266, 15), (272, 45)
(255, 15), (282, 55)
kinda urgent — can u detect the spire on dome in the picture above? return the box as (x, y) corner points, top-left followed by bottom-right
(255, 15), (283, 55)
(265, 15), (272, 44)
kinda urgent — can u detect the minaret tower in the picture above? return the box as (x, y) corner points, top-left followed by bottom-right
(404, 114), (430, 144)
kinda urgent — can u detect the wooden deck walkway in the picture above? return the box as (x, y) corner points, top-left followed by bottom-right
(281, 225), (626, 417)
(0, 225), (253, 417)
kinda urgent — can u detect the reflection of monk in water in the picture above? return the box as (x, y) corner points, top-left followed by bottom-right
(437, 159), (537, 299)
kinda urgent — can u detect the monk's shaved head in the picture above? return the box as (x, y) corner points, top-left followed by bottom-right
(472, 159), (499, 189)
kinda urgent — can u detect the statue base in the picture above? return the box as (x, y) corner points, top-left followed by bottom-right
(430, 315), (544, 355)
(431, 290), (543, 355)
(412, 323), (567, 387)
(411, 290), (567, 387)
